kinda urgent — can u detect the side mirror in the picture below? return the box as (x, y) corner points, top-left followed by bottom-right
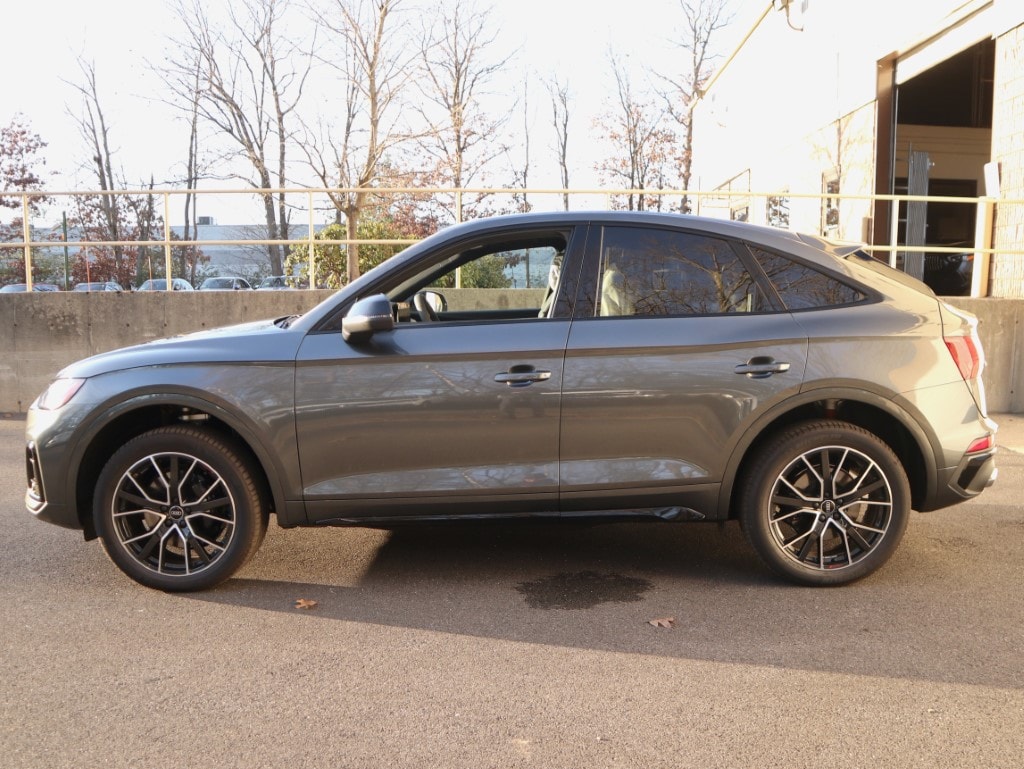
(342, 294), (395, 343)
(419, 289), (447, 312)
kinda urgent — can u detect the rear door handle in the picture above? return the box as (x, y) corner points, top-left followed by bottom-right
(734, 357), (790, 379)
(495, 365), (552, 387)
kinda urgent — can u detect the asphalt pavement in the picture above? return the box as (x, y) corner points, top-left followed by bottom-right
(1, 414), (1022, 769)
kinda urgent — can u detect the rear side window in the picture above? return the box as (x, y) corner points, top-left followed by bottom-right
(749, 246), (865, 310)
(595, 226), (770, 317)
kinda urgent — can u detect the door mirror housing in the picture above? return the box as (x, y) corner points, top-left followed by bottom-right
(342, 294), (395, 343)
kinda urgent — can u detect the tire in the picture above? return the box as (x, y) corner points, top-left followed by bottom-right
(94, 426), (268, 592)
(738, 420), (911, 586)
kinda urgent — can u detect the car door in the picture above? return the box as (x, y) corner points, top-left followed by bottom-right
(294, 225), (585, 523)
(559, 223), (808, 516)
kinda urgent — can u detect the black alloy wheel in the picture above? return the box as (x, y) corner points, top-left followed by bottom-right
(739, 420), (911, 586)
(94, 426), (268, 591)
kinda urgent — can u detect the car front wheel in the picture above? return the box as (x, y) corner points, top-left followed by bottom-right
(94, 426), (268, 591)
(739, 420), (911, 586)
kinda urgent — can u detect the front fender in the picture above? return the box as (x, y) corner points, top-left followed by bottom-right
(62, 364), (304, 528)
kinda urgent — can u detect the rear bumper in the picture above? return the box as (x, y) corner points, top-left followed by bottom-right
(951, 449), (998, 496)
(918, 447), (997, 512)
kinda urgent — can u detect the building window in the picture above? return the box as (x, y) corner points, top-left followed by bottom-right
(767, 194), (790, 229)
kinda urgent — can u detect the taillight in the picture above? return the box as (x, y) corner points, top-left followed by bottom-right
(966, 435), (993, 453)
(944, 335), (979, 381)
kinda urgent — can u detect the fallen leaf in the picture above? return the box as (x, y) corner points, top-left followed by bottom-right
(648, 617), (675, 628)
(294, 598), (318, 610)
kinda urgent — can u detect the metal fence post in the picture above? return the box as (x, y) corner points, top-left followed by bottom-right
(455, 189), (463, 288)
(888, 197), (900, 269)
(971, 197), (994, 298)
(22, 195), (33, 291)
(164, 192), (173, 290)
(308, 191), (316, 290)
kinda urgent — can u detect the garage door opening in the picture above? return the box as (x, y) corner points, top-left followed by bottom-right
(876, 38), (994, 295)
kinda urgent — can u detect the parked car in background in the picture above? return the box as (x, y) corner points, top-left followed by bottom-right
(256, 275), (294, 290)
(25, 211), (998, 592)
(1, 283), (61, 292)
(73, 281), (123, 292)
(137, 278), (194, 291)
(199, 276), (253, 291)
(923, 251), (973, 296)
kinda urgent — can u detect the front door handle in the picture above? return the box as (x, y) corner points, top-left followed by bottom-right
(494, 365), (552, 387)
(734, 357), (790, 379)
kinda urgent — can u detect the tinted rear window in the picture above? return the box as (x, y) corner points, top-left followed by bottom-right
(596, 226), (770, 316)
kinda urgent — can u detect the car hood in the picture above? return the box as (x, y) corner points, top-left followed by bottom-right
(59, 318), (304, 379)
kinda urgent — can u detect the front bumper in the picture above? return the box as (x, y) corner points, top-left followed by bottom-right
(25, 438), (80, 530)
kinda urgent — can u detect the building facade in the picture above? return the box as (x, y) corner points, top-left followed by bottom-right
(692, 0), (1024, 297)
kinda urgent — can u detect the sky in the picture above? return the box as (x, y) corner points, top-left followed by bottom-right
(2, 0), (761, 224)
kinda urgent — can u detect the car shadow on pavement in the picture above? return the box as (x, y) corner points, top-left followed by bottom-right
(187, 517), (1024, 691)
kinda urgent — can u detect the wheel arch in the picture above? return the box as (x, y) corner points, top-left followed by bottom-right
(722, 388), (937, 518)
(71, 394), (296, 539)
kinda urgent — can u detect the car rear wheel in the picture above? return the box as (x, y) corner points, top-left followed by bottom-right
(739, 420), (910, 586)
(94, 426), (268, 592)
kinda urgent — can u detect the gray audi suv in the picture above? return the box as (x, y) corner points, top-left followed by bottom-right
(25, 212), (998, 590)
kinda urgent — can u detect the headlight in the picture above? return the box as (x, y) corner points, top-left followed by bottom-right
(36, 378), (85, 410)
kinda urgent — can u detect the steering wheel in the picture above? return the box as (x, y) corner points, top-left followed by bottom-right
(413, 291), (438, 322)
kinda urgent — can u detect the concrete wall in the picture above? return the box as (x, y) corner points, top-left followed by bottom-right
(0, 288), (546, 414)
(1, 291), (1020, 415)
(949, 297), (1023, 413)
(0, 290), (335, 414)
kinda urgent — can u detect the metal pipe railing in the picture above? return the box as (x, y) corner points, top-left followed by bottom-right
(3, 186), (1021, 296)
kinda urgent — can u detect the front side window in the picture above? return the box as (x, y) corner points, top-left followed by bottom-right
(594, 226), (768, 317)
(426, 244), (560, 293)
(386, 230), (572, 323)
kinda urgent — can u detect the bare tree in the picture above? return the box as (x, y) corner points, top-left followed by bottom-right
(66, 59), (128, 280)
(154, 50), (214, 284)
(547, 76), (572, 211)
(594, 57), (677, 211)
(165, 0), (313, 275)
(149, 36), (218, 283)
(65, 61), (177, 288)
(181, 55), (205, 284)
(658, 0), (729, 213)
(506, 74), (531, 214)
(304, 0), (416, 283)
(413, 0), (513, 221)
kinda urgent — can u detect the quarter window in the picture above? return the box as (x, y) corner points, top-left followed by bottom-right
(596, 227), (768, 317)
(749, 246), (865, 309)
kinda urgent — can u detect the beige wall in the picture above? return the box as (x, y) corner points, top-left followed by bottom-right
(693, 2), (1024, 298)
(692, 0), (992, 198)
(893, 125), (992, 190)
(991, 22), (1024, 298)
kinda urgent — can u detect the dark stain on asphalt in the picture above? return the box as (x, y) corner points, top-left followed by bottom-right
(515, 570), (652, 610)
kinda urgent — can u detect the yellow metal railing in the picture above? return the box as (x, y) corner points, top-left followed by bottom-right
(2, 186), (1020, 297)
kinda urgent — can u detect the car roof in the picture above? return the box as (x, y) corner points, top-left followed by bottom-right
(439, 210), (805, 244)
